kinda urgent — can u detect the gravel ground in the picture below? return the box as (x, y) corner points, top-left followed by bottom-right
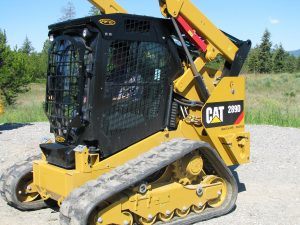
(0, 122), (299, 225)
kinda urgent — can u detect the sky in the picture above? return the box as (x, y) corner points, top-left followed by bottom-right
(0, 0), (299, 52)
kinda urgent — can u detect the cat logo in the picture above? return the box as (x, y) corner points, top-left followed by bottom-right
(55, 136), (66, 143)
(206, 106), (225, 124)
(99, 19), (116, 26)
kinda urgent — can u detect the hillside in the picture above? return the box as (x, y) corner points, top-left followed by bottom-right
(289, 49), (300, 57)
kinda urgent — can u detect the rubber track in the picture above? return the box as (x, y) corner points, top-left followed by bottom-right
(0, 155), (39, 201)
(0, 154), (48, 210)
(59, 138), (238, 225)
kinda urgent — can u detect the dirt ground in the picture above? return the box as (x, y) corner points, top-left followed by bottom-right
(0, 123), (299, 225)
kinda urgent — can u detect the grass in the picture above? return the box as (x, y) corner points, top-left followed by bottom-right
(245, 73), (300, 128)
(0, 83), (47, 123)
(0, 73), (299, 128)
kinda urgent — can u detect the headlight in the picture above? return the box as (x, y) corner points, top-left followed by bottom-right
(83, 28), (91, 39)
(49, 34), (54, 42)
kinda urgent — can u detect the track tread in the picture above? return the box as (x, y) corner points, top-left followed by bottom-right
(59, 138), (238, 225)
(0, 154), (48, 211)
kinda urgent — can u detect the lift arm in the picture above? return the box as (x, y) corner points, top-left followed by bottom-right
(88, 0), (127, 14)
(160, 0), (240, 63)
(159, 0), (251, 101)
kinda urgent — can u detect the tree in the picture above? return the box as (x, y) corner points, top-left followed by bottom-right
(42, 39), (52, 54)
(284, 54), (296, 73)
(20, 36), (34, 55)
(38, 39), (52, 79)
(0, 30), (32, 105)
(244, 46), (259, 73)
(257, 29), (272, 73)
(272, 44), (285, 73)
(0, 29), (9, 68)
(296, 56), (300, 72)
(89, 6), (101, 16)
(0, 29), (10, 102)
(59, 1), (76, 22)
(26, 39), (52, 81)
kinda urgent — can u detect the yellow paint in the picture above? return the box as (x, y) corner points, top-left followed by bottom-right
(87, 155), (226, 224)
(163, 0), (238, 62)
(88, 0), (127, 14)
(99, 18), (116, 25)
(211, 116), (222, 124)
(55, 136), (65, 143)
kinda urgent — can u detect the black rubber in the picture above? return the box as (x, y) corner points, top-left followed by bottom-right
(0, 155), (49, 211)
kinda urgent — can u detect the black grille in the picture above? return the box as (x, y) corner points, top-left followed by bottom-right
(102, 40), (173, 137)
(46, 39), (82, 135)
(125, 19), (151, 33)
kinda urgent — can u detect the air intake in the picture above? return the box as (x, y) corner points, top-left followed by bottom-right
(125, 19), (151, 33)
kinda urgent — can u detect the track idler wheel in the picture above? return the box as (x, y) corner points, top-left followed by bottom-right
(203, 175), (227, 208)
(0, 155), (48, 211)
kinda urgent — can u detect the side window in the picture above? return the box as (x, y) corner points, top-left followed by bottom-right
(102, 40), (172, 136)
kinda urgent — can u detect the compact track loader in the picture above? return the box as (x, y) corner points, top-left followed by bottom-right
(0, 0), (251, 224)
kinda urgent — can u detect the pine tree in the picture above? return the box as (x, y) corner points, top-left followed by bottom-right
(0, 29), (9, 68)
(257, 29), (272, 73)
(0, 29), (10, 101)
(26, 39), (52, 81)
(21, 36), (34, 55)
(297, 56), (300, 72)
(59, 1), (76, 22)
(42, 39), (52, 54)
(39, 39), (52, 79)
(0, 29), (32, 105)
(89, 6), (101, 16)
(244, 46), (259, 73)
(284, 54), (296, 73)
(272, 44), (285, 73)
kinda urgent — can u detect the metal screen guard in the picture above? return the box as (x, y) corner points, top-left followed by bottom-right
(101, 40), (172, 137)
(46, 36), (89, 139)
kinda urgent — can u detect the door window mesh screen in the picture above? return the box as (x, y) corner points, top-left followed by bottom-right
(102, 40), (173, 136)
(46, 39), (81, 134)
